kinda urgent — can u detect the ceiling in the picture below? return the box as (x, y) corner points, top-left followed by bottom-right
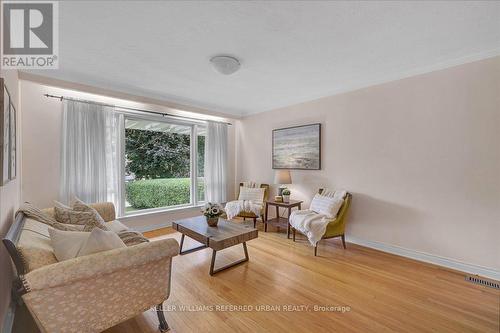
(26, 1), (500, 116)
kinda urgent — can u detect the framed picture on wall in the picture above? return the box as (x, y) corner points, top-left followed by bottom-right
(9, 102), (16, 180)
(272, 123), (321, 170)
(1, 78), (11, 185)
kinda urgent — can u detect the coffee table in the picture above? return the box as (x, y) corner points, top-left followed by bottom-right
(172, 216), (258, 275)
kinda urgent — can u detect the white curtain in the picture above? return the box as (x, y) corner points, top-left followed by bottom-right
(204, 121), (228, 203)
(60, 100), (124, 215)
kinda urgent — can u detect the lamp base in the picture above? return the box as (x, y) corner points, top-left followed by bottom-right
(278, 186), (285, 196)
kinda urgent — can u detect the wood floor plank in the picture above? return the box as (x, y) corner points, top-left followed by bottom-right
(104, 221), (499, 333)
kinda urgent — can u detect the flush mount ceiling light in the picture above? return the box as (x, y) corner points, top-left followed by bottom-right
(210, 55), (241, 75)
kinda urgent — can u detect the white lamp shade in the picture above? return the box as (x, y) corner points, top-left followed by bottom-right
(274, 170), (292, 185)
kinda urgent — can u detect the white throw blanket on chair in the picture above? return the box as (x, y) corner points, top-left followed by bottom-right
(289, 210), (331, 246)
(225, 200), (263, 220)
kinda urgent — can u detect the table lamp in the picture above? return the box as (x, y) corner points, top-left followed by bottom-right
(274, 170), (292, 197)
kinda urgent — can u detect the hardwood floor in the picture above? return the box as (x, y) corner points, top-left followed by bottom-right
(105, 221), (499, 333)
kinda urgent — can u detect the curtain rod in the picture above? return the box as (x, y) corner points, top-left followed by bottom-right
(43, 94), (232, 126)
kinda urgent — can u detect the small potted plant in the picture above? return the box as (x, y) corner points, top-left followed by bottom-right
(202, 202), (224, 227)
(282, 188), (291, 203)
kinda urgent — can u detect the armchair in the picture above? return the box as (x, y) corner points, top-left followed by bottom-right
(236, 182), (269, 228)
(292, 189), (352, 256)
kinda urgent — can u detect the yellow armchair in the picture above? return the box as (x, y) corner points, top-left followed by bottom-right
(236, 182), (269, 228)
(292, 189), (352, 256)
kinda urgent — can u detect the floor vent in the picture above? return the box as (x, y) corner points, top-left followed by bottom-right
(465, 276), (500, 290)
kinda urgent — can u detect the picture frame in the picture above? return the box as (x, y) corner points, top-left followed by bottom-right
(272, 123), (321, 170)
(0, 78), (17, 185)
(9, 101), (16, 180)
(1, 79), (10, 185)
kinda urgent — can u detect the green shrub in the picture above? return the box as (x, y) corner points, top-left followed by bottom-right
(126, 178), (205, 209)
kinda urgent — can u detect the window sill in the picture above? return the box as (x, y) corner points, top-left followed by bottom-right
(119, 203), (204, 220)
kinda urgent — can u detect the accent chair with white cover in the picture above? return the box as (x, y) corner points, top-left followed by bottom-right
(290, 189), (352, 256)
(225, 182), (269, 227)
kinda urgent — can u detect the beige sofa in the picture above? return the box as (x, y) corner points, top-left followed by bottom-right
(3, 202), (179, 333)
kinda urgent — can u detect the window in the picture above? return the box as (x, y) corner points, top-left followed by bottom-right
(124, 117), (205, 214)
(196, 126), (206, 202)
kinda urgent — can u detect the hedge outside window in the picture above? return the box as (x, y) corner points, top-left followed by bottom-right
(124, 117), (205, 213)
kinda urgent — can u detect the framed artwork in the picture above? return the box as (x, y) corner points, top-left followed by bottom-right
(9, 102), (16, 180)
(0, 78), (17, 185)
(1, 79), (10, 185)
(272, 123), (321, 170)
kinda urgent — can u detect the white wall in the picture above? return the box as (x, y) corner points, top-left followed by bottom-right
(17, 56), (500, 281)
(20, 78), (238, 230)
(0, 70), (21, 327)
(236, 56), (500, 274)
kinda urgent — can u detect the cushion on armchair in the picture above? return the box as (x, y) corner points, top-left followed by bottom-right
(309, 194), (344, 219)
(238, 186), (265, 204)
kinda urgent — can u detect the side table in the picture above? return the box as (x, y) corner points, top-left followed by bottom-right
(264, 199), (303, 238)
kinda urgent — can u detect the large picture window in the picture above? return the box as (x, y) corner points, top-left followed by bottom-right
(124, 116), (205, 214)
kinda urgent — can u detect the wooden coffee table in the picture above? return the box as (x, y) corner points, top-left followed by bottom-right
(172, 216), (258, 275)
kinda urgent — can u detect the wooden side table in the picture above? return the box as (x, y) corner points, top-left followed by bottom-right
(264, 199), (303, 238)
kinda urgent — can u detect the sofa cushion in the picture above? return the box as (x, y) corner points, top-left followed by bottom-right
(54, 201), (108, 231)
(49, 228), (126, 261)
(79, 228), (126, 257)
(49, 228), (89, 261)
(42, 202), (116, 223)
(106, 220), (129, 233)
(17, 219), (58, 272)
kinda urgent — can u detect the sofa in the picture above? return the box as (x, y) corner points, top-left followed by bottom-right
(3, 202), (179, 333)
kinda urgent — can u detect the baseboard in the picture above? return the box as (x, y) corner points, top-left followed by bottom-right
(346, 236), (500, 281)
(1, 300), (15, 333)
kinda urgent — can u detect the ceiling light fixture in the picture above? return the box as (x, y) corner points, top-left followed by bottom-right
(210, 55), (240, 75)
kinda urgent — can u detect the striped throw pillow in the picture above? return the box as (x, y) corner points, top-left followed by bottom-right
(238, 186), (265, 204)
(309, 194), (344, 219)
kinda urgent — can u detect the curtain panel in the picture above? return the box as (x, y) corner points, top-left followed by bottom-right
(204, 121), (228, 203)
(60, 100), (124, 215)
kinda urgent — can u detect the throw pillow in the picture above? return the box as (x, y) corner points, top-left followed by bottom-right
(49, 228), (126, 262)
(49, 228), (90, 261)
(309, 194), (344, 219)
(71, 196), (92, 211)
(79, 228), (126, 257)
(106, 219), (130, 233)
(333, 189), (347, 200)
(54, 201), (108, 231)
(71, 197), (109, 230)
(238, 186), (265, 203)
(320, 188), (336, 197)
